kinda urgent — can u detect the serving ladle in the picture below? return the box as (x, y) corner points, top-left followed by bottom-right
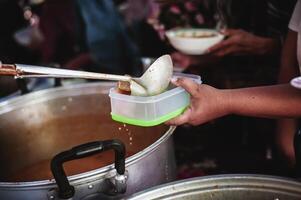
(0, 55), (173, 96)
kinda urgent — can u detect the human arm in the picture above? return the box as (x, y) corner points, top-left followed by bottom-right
(275, 29), (299, 166)
(228, 83), (301, 118)
(167, 78), (301, 126)
(207, 29), (280, 57)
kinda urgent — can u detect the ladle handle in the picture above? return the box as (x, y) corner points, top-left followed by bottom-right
(16, 64), (132, 81)
(0, 62), (18, 76)
(0, 62), (132, 81)
(51, 140), (126, 199)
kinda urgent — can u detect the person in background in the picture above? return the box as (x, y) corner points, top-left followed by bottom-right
(0, 0), (42, 98)
(208, 0), (298, 167)
(119, 0), (171, 58)
(38, 0), (76, 66)
(148, 0), (218, 69)
(153, 0), (297, 171)
(158, 0), (295, 86)
(167, 0), (301, 171)
(205, 0), (298, 167)
(274, 0), (301, 166)
(39, 0), (142, 76)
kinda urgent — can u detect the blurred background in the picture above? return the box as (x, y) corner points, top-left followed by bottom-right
(0, 0), (298, 179)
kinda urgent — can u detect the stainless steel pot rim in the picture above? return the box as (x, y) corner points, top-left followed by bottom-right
(0, 82), (175, 188)
(126, 174), (301, 200)
(0, 82), (114, 115)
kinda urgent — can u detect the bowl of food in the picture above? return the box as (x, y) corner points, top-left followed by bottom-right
(166, 28), (224, 55)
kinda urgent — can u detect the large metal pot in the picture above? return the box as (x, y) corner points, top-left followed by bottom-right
(127, 174), (301, 200)
(0, 82), (176, 199)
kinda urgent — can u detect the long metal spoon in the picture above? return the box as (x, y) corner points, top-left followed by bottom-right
(0, 55), (173, 96)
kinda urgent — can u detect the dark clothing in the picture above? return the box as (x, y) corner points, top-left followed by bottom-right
(39, 0), (142, 76)
(164, 0), (297, 176)
(0, 1), (38, 63)
(295, 123), (301, 177)
(158, 0), (217, 29)
(39, 0), (76, 64)
(267, 0), (297, 38)
(211, 0), (296, 89)
(75, 0), (142, 75)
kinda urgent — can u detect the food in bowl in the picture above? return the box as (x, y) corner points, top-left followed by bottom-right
(176, 31), (217, 38)
(166, 28), (224, 55)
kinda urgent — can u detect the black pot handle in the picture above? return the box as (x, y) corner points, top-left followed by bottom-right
(51, 139), (126, 199)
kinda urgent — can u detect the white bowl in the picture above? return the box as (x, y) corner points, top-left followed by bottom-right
(290, 76), (301, 90)
(166, 28), (224, 55)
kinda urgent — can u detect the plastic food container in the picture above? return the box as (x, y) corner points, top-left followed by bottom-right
(109, 73), (201, 127)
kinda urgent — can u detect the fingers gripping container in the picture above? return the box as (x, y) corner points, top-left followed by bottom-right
(109, 73), (201, 127)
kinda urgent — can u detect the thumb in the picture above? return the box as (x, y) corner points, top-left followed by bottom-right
(172, 77), (199, 96)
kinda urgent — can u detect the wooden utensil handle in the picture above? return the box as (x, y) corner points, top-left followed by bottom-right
(0, 63), (17, 76)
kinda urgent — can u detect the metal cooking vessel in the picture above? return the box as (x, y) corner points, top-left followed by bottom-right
(127, 174), (301, 200)
(0, 82), (176, 200)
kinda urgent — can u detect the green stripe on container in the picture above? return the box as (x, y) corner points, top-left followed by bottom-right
(111, 106), (187, 127)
